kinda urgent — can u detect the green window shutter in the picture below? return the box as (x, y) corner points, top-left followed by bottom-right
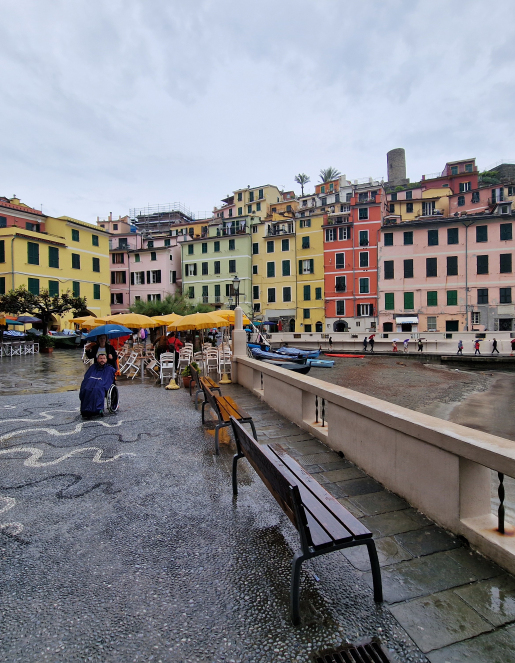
(282, 260), (290, 276)
(72, 254), (80, 269)
(28, 278), (39, 295)
(427, 291), (438, 306)
(299, 260), (302, 275)
(93, 284), (100, 300)
(0, 240), (5, 263)
(48, 280), (59, 297)
(72, 229), (80, 242)
(404, 292), (414, 310)
(267, 262), (275, 277)
(309, 259), (314, 273)
(202, 243), (207, 253)
(303, 285), (311, 301)
(302, 236), (310, 249)
(384, 293), (394, 310)
(202, 285), (208, 297)
(214, 284), (220, 297)
(214, 241), (220, 252)
(188, 244), (194, 255)
(315, 287), (322, 300)
(72, 282), (80, 297)
(447, 290), (458, 306)
(92, 257), (100, 272)
(48, 246), (59, 268)
(92, 235), (99, 246)
(229, 239), (235, 250)
(0, 276), (5, 294)
(27, 242), (39, 265)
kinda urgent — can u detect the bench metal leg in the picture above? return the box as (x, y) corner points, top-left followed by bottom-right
(194, 387), (203, 410)
(290, 551), (305, 626)
(201, 400), (207, 423)
(214, 423), (221, 455)
(232, 452), (244, 495)
(365, 539), (383, 602)
(249, 419), (257, 440)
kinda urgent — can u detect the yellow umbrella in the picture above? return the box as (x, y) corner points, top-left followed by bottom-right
(216, 310), (251, 325)
(106, 313), (160, 328)
(167, 312), (227, 332)
(151, 313), (184, 325)
(69, 316), (104, 330)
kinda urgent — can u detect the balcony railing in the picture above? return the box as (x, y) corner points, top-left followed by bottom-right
(266, 224), (294, 236)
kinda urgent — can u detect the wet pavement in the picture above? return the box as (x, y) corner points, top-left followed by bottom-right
(1, 353), (515, 661)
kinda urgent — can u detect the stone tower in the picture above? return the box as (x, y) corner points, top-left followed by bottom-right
(387, 148), (409, 186)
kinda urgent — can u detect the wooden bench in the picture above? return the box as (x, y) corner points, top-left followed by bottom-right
(200, 381), (257, 455)
(229, 416), (383, 625)
(190, 362), (221, 409)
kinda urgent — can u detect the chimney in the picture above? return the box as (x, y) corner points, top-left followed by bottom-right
(109, 212), (112, 221)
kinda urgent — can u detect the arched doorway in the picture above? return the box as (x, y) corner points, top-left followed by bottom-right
(289, 318), (295, 332)
(315, 321), (323, 333)
(333, 319), (348, 332)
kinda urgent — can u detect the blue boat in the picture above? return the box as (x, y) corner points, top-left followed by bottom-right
(306, 358), (334, 368)
(275, 346), (321, 359)
(250, 347), (307, 364)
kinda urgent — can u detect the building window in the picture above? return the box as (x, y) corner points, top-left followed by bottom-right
(214, 241), (220, 252)
(358, 208), (369, 220)
(359, 252), (369, 267)
(335, 276), (346, 292)
(0, 217), (6, 228)
(267, 262), (275, 278)
(384, 260), (394, 279)
(390, 193), (397, 202)
(477, 255), (489, 274)
(315, 287), (322, 300)
(185, 264), (197, 277)
(459, 182), (471, 192)
(202, 243), (208, 254)
(500, 287), (512, 304)
(406, 190), (413, 200)
(27, 242), (39, 265)
(427, 291), (438, 306)
(303, 285), (311, 301)
(150, 251), (157, 261)
(389, 204), (395, 214)
(282, 260), (290, 276)
(428, 229), (439, 246)
(249, 191), (254, 203)
(91, 234), (99, 247)
(465, 163), (473, 173)
(427, 316), (437, 331)
(457, 196), (465, 207)
(501, 223), (513, 241)
(403, 231), (413, 245)
(133, 271), (144, 285)
(92, 257), (100, 272)
(336, 300), (345, 315)
(252, 225), (258, 233)
(299, 259), (314, 274)
(301, 236), (310, 249)
(28, 278), (39, 295)
(228, 259), (236, 273)
(214, 284), (220, 298)
(447, 228), (459, 244)
(359, 277), (369, 294)
(111, 271), (126, 284)
(247, 205), (252, 214)
(256, 202), (261, 212)
(303, 308), (310, 319)
(147, 240), (154, 248)
(300, 219), (311, 228)
(404, 259), (414, 278)
(268, 288), (276, 303)
(72, 281), (80, 297)
(304, 324), (312, 332)
(112, 253), (124, 264)
(471, 312), (480, 325)
(471, 191), (480, 203)
(406, 202), (414, 213)
(72, 253), (80, 269)
(0, 276), (4, 294)
(359, 230), (369, 246)
(404, 292), (414, 309)
(385, 293), (394, 310)
(93, 284), (101, 300)
(214, 261), (220, 274)
(282, 239), (289, 251)
(48, 246), (59, 268)
(447, 290), (458, 306)
(253, 303), (261, 312)
(0, 240), (4, 263)
(476, 226), (488, 243)
(238, 207), (243, 216)
(227, 238), (235, 251)
(202, 262), (208, 275)
(163, 238), (170, 247)
(500, 254), (512, 273)
(426, 257), (438, 277)
(267, 240), (274, 253)
(252, 265), (258, 275)
(48, 280), (59, 297)
(187, 287), (195, 299)
(335, 253), (345, 269)
(252, 243), (259, 255)
(283, 286), (291, 302)
(253, 285), (259, 300)
(384, 232), (393, 246)
(134, 254), (140, 262)
(171, 271), (177, 284)
(451, 166), (458, 175)
(187, 244), (194, 255)
(325, 228), (337, 242)
(357, 304), (373, 316)
(147, 294), (161, 302)
(447, 256), (458, 276)
(477, 288), (488, 304)
(72, 229), (80, 242)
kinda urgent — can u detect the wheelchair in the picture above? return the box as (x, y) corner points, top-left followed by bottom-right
(106, 383), (119, 413)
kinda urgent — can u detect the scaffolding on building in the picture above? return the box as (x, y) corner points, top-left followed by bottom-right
(129, 203), (213, 237)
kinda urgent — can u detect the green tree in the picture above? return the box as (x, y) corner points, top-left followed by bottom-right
(294, 173), (311, 196)
(0, 286), (87, 334)
(319, 167), (341, 183)
(129, 293), (214, 317)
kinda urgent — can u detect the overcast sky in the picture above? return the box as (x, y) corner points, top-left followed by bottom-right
(1, 0), (514, 222)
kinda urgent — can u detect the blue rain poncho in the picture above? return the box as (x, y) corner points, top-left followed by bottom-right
(79, 362), (116, 416)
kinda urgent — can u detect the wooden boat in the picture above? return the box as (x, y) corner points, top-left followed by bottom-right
(262, 360), (311, 374)
(306, 358), (334, 367)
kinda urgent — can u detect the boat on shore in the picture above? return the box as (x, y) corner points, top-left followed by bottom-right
(261, 360), (311, 374)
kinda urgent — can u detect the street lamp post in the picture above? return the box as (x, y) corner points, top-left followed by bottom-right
(232, 275), (240, 308)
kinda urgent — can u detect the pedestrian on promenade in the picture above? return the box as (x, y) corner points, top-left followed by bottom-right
(328, 336), (333, 351)
(363, 336), (368, 352)
(85, 334), (118, 370)
(457, 340), (463, 355)
(154, 332), (171, 361)
(418, 339), (423, 352)
(369, 336), (375, 353)
(474, 339), (481, 355)
(511, 338), (515, 356)
(492, 338), (500, 354)
(403, 339), (409, 353)
(392, 340), (398, 352)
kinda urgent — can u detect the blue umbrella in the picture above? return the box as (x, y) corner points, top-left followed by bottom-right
(85, 324), (132, 340)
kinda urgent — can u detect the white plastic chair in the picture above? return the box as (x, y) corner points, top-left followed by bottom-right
(121, 351), (140, 379)
(177, 348), (192, 373)
(159, 352), (176, 384)
(204, 348), (218, 374)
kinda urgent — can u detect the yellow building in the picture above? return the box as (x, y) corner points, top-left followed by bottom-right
(385, 186), (452, 222)
(233, 184), (282, 219)
(295, 208), (325, 333)
(0, 197), (110, 329)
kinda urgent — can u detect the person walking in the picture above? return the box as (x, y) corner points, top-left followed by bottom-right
(363, 336), (368, 352)
(492, 338), (499, 354)
(418, 339), (423, 352)
(511, 338), (515, 356)
(369, 336), (375, 353)
(328, 336), (333, 351)
(85, 334), (118, 370)
(392, 340), (398, 352)
(154, 332), (171, 362)
(457, 339), (463, 355)
(403, 339), (409, 353)
(474, 339), (481, 355)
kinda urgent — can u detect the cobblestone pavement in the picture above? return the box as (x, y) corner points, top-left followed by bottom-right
(1, 367), (514, 662)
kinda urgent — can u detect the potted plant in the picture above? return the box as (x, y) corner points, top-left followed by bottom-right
(181, 361), (199, 389)
(38, 334), (56, 353)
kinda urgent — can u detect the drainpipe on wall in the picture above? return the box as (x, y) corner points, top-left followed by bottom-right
(11, 236), (15, 289)
(462, 220), (476, 332)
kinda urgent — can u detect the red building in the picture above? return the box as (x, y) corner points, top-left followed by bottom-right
(0, 196), (46, 232)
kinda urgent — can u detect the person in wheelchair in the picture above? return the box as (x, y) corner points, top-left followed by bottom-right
(79, 352), (119, 418)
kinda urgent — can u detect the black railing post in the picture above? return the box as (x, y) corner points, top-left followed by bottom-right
(498, 472), (505, 534)
(321, 399), (325, 427)
(315, 396), (319, 423)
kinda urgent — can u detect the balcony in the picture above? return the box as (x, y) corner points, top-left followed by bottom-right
(266, 224), (294, 237)
(216, 225), (248, 236)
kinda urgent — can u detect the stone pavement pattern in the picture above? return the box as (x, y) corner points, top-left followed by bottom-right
(0, 375), (513, 662)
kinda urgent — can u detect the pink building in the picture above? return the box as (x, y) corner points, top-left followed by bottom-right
(378, 210), (515, 334)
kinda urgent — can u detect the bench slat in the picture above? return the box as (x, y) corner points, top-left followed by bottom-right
(216, 396), (250, 421)
(269, 444), (372, 541)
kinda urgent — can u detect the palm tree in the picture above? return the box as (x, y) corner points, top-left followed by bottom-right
(319, 167), (341, 183)
(294, 173), (310, 196)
